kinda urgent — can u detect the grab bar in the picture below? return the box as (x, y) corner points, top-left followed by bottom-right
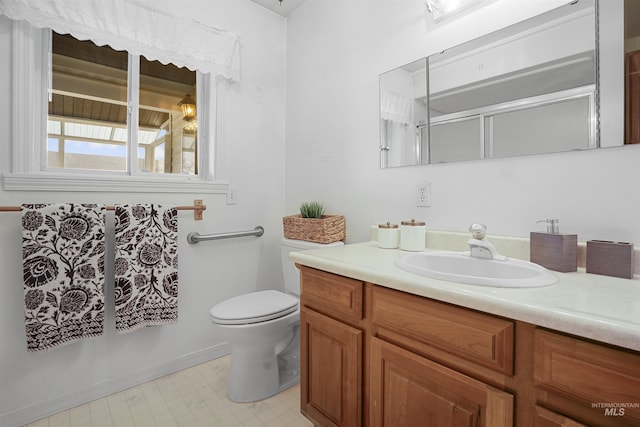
(187, 226), (264, 244)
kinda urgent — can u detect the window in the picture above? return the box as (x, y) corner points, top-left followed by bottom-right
(6, 22), (227, 193)
(48, 33), (199, 175)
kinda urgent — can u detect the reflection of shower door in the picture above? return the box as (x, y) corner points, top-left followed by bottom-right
(380, 120), (390, 168)
(380, 119), (423, 167)
(417, 123), (428, 165)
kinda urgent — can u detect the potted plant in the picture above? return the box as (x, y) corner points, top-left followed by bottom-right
(283, 201), (346, 244)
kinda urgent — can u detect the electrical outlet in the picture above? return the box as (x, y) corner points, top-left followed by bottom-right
(417, 182), (430, 207)
(226, 188), (237, 205)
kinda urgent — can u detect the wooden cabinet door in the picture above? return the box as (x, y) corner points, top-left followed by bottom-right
(370, 337), (513, 427)
(301, 307), (363, 427)
(534, 406), (588, 427)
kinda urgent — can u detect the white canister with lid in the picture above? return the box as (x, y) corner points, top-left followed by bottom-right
(400, 219), (426, 251)
(378, 222), (399, 249)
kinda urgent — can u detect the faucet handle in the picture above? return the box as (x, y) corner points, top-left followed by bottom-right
(468, 223), (487, 240)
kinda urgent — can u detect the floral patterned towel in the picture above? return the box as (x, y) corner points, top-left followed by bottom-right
(114, 204), (179, 333)
(22, 204), (106, 352)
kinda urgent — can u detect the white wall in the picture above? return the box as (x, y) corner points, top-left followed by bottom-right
(0, 1), (287, 425)
(286, 0), (640, 245)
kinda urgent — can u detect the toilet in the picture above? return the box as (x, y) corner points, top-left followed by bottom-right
(210, 238), (344, 402)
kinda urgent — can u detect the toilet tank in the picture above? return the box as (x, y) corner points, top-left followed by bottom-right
(281, 238), (344, 296)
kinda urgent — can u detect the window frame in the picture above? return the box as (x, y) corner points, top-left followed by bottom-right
(5, 21), (228, 193)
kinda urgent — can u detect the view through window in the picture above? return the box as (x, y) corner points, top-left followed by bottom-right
(48, 32), (197, 175)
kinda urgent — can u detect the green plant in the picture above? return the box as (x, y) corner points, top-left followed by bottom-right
(299, 201), (325, 219)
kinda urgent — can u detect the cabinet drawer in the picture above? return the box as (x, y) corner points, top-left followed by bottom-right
(300, 266), (363, 322)
(534, 329), (640, 423)
(371, 285), (514, 374)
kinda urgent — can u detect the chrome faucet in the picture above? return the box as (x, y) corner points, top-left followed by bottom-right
(467, 223), (507, 261)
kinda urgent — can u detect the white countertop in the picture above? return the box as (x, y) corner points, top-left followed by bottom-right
(290, 242), (640, 352)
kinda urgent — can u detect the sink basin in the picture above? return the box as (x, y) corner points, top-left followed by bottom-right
(395, 251), (557, 288)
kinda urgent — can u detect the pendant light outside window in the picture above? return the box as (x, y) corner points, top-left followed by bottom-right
(178, 94), (196, 122)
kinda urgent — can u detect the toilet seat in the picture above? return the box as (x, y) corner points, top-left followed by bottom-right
(210, 290), (298, 325)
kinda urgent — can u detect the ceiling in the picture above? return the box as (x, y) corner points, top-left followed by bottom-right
(54, 33), (195, 86)
(249, 0), (306, 17)
(49, 93), (170, 128)
(51, 32), (191, 129)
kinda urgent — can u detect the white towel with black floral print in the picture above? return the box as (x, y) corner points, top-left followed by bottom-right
(22, 204), (106, 352)
(114, 204), (179, 333)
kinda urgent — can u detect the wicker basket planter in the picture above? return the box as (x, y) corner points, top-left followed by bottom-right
(282, 214), (346, 244)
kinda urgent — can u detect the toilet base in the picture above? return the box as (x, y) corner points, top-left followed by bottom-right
(227, 346), (300, 403)
(277, 327), (300, 394)
(278, 371), (300, 395)
(224, 318), (301, 403)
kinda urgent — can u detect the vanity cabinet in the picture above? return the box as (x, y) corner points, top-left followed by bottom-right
(299, 266), (640, 427)
(299, 266), (515, 426)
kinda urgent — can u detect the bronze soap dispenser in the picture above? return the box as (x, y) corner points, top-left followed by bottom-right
(530, 219), (577, 272)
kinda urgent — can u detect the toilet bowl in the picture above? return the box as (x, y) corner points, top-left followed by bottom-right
(210, 238), (344, 403)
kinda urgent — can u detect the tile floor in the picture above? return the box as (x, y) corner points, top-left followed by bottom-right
(25, 355), (313, 427)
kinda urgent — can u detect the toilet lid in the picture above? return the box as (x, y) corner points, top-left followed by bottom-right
(210, 290), (298, 325)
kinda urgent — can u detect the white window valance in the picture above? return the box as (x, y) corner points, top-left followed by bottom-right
(380, 89), (412, 125)
(0, 0), (240, 82)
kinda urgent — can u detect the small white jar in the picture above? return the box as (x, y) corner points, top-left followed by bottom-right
(378, 222), (399, 249)
(400, 219), (426, 251)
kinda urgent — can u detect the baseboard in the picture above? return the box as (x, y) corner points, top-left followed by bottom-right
(2, 342), (231, 427)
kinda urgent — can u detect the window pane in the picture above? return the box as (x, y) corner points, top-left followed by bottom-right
(139, 56), (197, 175)
(64, 139), (127, 171)
(154, 143), (166, 173)
(181, 132), (197, 175)
(48, 32), (128, 171)
(47, 138), (61, 168)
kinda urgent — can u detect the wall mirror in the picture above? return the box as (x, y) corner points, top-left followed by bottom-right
(380, 0), (600, 167)
(379, 58), (428, 168)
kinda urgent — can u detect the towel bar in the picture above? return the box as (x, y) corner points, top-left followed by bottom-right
(0, 200), (207, 220)
(187, 226), (264, 244)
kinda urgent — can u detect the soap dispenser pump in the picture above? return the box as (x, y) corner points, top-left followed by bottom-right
(537, 218), (559, 234)
(530, 218), (577, 272)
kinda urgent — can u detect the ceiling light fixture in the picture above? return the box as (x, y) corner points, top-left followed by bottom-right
(425, 0), (487, 22)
